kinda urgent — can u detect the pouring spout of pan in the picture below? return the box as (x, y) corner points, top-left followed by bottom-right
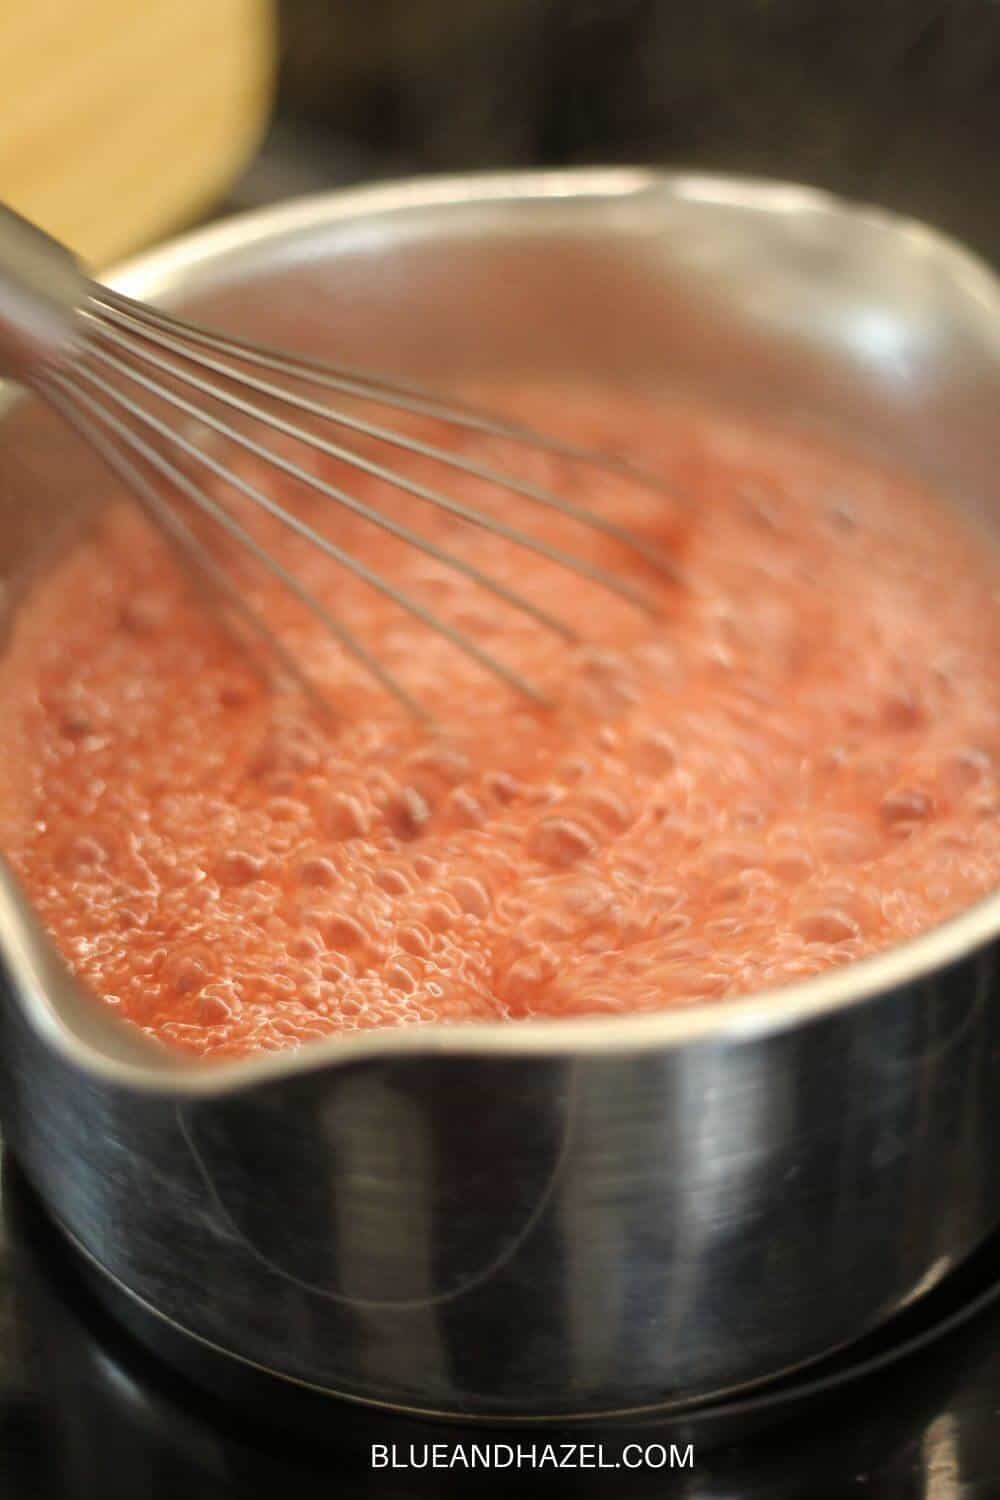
(0, 856), (188, 1081)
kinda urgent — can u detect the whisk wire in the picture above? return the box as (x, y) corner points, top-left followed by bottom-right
(63, 361), (551, 707)
(91, 287), (676, 502)
(85, 299), (668, 601)
(1, 206), (681, 719)
(40, 377), (354, 718)
(83, 333), (653, 620)
(81, 341), (578, 642)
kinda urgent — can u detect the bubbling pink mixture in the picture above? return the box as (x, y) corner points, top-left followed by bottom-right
(0, 386), (997, 1058)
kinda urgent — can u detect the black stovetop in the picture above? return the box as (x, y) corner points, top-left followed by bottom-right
(4, 1151), (1000, 1500)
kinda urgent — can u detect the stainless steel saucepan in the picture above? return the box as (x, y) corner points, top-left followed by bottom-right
(0, 170), (998, 1420)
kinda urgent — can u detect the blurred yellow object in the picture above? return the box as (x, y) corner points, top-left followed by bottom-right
(0, 0), (275, 269)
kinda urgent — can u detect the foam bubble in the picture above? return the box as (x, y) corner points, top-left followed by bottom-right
(529, 818), (597, 868)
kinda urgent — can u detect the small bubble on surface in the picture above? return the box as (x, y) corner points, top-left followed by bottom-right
(218, 850), (267, 887)
(795, 909), (860, 945)
(68, 835), (107, 868)
(582, 788), (635, 833)
(529, 818), (597, 868)
(324, 793), (369, 840)
(484, 771), (524, 804)
(386, 786), (431, 840)
(288, 930), (323, 958)
(444, 788), (486, 828)
(397, 924), (432, 956)
(296, 855), (339, 888)
(815, 819), (883, 866)
(200, 987), (238, 1024)
(880, 786), (935, 826)
(374, 867), (411, 895)
(450, 876), (491, 918)
(770, 850), (813, 884)
(324, 914), (368, 951)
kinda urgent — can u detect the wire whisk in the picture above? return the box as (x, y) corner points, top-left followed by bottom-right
(0, 203), (677, 719)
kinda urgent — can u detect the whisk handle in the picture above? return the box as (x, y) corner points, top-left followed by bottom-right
(0, 204), (87, 385)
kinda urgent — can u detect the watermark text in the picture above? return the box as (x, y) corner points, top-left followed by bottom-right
(371, 1441), (694, 1471)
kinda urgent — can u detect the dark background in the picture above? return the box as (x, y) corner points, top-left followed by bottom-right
(231, 0), (1000, 262)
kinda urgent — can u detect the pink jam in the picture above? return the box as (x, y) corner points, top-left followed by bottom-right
(0, 386), (997, 1057)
